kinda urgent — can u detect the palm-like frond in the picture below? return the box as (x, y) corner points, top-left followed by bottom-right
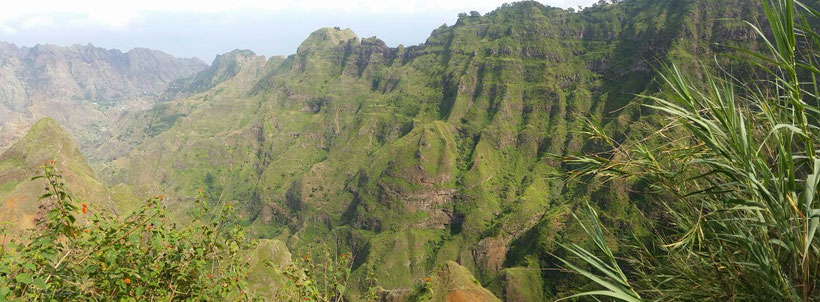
(559, 0), (820, 300)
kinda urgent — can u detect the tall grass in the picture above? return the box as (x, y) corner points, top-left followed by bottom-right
(559, 0), (819, 300)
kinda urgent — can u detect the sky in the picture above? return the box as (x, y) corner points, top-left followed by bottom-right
(0, 0), (599, 63)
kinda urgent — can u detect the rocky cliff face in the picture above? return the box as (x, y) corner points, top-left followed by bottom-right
(0, 42), (207, 153)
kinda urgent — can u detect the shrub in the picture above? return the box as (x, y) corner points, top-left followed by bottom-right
(273, 244), (381, 301)
(0, 162), (255, 301)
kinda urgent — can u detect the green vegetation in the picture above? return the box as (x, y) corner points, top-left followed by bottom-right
(0, 163), (253, 300)
(87, 0), (792, 299)
(0, 118), (114, 233)
(560, 0), (820, 300)
(0, 163), (378, 301)
(2, 0), (812, 300)
(406, 261), (500, 302)
(275, 245), (368, 301)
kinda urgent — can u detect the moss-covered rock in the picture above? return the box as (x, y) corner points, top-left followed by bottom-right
(409, 261), (499, 302)
(487, 267), (545, 302)
(247, 239), (292, 299)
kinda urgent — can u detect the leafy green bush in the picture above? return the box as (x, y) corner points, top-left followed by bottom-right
(0, 161), (254, 301)
(275, 246), (351, 301)
(273, 245), (381, 301)
(0, 161), (381, 301)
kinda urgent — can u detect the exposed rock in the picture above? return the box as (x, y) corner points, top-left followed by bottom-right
(473, 236), (508, 276)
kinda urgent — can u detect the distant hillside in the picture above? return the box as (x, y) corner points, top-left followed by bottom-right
(0, 42), (207, 154)
(0, 118), (114, 233)
(162, 49), (271, 101)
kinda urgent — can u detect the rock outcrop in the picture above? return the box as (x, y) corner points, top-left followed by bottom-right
(410, 261), (499, 302)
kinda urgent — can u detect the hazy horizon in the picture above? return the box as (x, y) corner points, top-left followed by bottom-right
(0, 0), (599, 62)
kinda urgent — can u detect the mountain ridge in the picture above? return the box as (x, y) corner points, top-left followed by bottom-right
(93, 0), (768, 299)
(0, 42), (208, 156)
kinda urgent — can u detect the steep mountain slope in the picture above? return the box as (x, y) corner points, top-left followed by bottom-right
(0, 43), (207, 154)
(98, 0), (768, 299)
(0, 118), (114, 233)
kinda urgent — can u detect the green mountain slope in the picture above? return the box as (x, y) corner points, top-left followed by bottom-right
(95, 0), (772, 298)
(0, 118), (115, 232)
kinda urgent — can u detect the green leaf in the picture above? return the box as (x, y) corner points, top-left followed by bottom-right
(558, 290), (644, 302)
(33, 277), (47, 290)
(14, 273), (32, 284)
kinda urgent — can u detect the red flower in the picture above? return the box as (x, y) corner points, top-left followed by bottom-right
(340, 253), (345, 258)
(82, 203), (88, 214)
(208, 273), (213, 278)
(424, 278), (431, 283)
(157, 194), (164, 200)
(125, 278), (131, 285)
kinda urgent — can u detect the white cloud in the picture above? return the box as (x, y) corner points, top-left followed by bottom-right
(0, 0), (598, 59)
(0, 24), (17, 35)
(0, 0), (594, 31)
(19, 16), (57, 30)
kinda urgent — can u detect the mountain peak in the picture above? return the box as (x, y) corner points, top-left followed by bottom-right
(161, 49), (265, 99)
(204, 49), (261, 70)
(0, 118), (113, 231)
(31, 116), (59, 127)
(297, 27), (358, 54)
(24, 117), (73, 147)
(5, 118), (89, 173)
(224, 49), (257, 58)
(5, 117), (100, 186)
